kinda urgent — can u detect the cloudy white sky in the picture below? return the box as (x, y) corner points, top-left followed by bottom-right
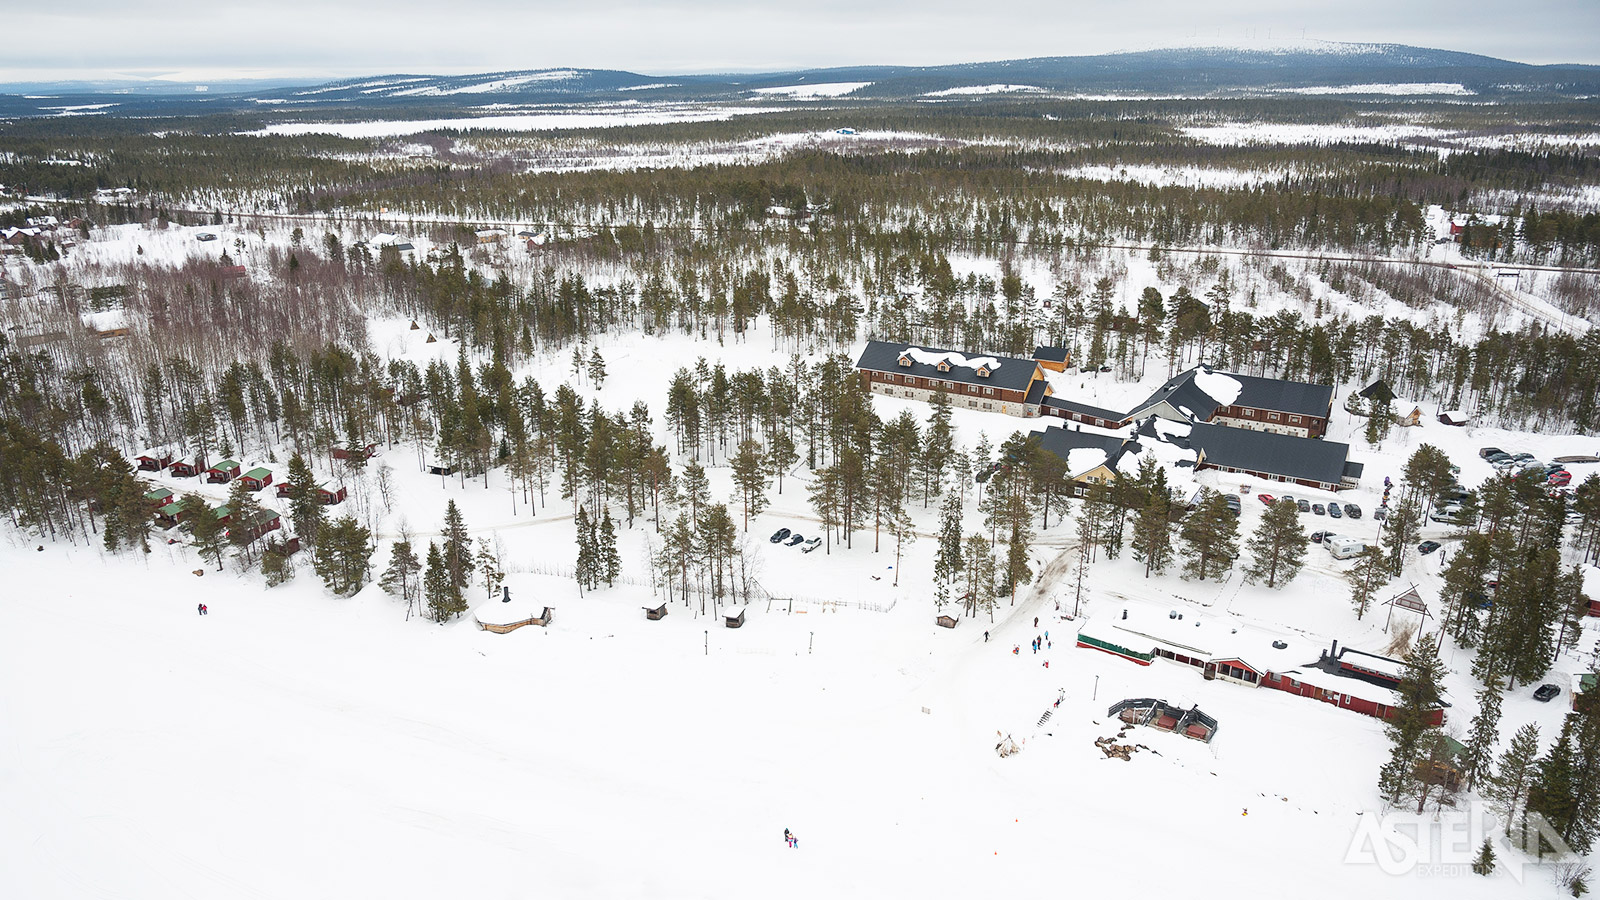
(5, 0), (1597, 83)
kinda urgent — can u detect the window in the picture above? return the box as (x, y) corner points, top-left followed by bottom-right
(945, 381), (955, 390)
(968, 400), (978, 408)
(1268, 412), (1280, 421)
(1289, 415), (1301, 424)
(1241, 408), (1253, 417)
(983, 387), (993, 396)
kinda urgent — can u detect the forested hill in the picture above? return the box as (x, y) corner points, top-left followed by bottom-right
(3, 42), (1598, 119)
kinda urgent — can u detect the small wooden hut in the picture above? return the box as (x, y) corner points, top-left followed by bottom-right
(644, 603), (669, 620)
(936, 614), (959, 629)
(724, 606), (746, 628)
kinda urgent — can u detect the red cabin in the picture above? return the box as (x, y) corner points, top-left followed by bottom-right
(276, 482), (294, 499)
(238, 467), (273, 492)
(136, 448), (176, 471)
(228, 511), (281, 543)
(169, 458), (201, 478)
(331, 441), (378, 461)
(205, 459), (241, 484)
(317, 484), (347, 505)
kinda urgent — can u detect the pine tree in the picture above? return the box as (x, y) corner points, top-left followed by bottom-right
(423, 542), (460, 622)
(1180, 488), (1239, 582)
(1243, 498), (1308, 588)
(588, 348), (607, 389)
(261, 540), (294, 586)
(1471, 838), (1495, 876)
(599, 509), (621, 586)
(1378, 631), (1448, 804)
(284, 453), (325, 549)
(1130, 470), (1173, 577)
(1462, 677), (1504, 790)
(962, 533), (996, 619)
(313, 515), (373, 596)
(1365, 395), (1392, 446)
(680, 461), (712, 526)
(1346, 545), (1389, 620)
(767, 432), (799, 494)
(441, 499), (474, 598)
(1527, 719), (1579, 855)
(575, 506), (597, 589)
(476, 538), (505, 601)
(380, 539), (423, 615)
(933, 491), (964, 609)
(729, 438), (770, 530)
(224, 479), (266, 565)
(1381, 494), (1422, 576)
(182, 493), (227, 571)
(1488, 723), (1542, 837)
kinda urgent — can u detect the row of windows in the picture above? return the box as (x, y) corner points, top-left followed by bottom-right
(1233, 408), (1307, 425)
(873, 371), (996, 395)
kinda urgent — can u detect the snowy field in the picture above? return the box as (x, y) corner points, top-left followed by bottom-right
(245, 104), (782, 139)
(4, 311), (1598, 897)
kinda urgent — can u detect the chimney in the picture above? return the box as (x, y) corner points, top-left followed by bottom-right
(501, 585), (512, 603)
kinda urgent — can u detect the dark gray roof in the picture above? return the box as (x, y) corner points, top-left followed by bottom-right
(1024, 379), (1047, 406)
(1188, 422), (1351, 485)
(1358, 379), (1395, 403)
(855, 340), (1038, 392)
(1126, 369), (1224, 422)
(1230, 372), (1334, 418)
(1033, 346), (1069, 363)
(1043, 396), (1127, 422)
(1037, 425), (1139, 474)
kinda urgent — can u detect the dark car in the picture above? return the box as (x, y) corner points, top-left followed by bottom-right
(1224, 494), (1242, 516)
(1479, 447), (1503, 459)
(770, 528), (791, 543)
(1328, 503), (1343, 519)
(1418, 540), (1442, 555)
(1344, 503), (1362, 519)
(786, 533), (805, 546)
(1311, 530), (1334, 544)
(1374, 507), (1388, 521)
(1312, 504), (1326, 516)
(1297, 499), (1311, 513)
(1535, 684), (1561, 702)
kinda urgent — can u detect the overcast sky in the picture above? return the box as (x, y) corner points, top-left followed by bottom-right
(5, 0), (1597, 83)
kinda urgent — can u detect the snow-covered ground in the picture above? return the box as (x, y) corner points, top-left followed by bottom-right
(245, 104), (783, 139)
(750, 82), (871, 99)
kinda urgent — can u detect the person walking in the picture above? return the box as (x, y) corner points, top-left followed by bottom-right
(984, 631), (989, 642)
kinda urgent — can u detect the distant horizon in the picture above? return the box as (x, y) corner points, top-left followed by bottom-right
(1, 4), (1597, 87)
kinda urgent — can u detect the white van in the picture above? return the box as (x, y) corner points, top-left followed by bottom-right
(1327, 538), (1368, 560)
(1430, 504), (1463, 524)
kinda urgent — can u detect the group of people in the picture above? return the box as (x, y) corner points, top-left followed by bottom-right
(783, 828), (799, 849)
(196, 604), (208, 616)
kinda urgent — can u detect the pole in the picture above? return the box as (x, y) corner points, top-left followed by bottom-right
(1093, 675), (1099, 701)
(704, 630), (708, 656)
(809, 632), (814, 654)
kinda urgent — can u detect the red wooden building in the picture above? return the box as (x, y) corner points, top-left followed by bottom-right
(317, 483), (348, 505)
(276, 481), (293, 498)
(331, 441), (378, 461)
(227, 510), (282, 543)
(168, 458), (201, 478)
(238, 467), (273, 492)
(205, 459), (241, 484)
(136, 447), (177, 471)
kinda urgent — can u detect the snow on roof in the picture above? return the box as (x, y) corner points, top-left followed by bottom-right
(1278, 667), (1403, 708)
(1066, 447), (1111, 476)
(723, 605), (746, 617)
(81, 310), (127, 332)
(1081, 599), (1313, 673)
(903, 346), (1002, 372)
(1336, 647), (1405, 680)
(1192, 369), (1243, 408)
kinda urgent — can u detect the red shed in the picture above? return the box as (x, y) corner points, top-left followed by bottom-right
(317, 483), (347, 505)
(228, 510), (281, 543)
(136, 447), (177, 471)
(331, 441), (378, 461)
(1260, 667), (1444, 727)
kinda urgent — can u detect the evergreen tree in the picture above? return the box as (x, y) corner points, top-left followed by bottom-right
(599, 509), (621, 587)
(1527, 719), (1579, 855)
(224, 479), (266, 565)
(380, 539), (423, 615)
(1346, 545), (1389, 620)
(313, 515), (373, 596)
(1243, 498), (1308, 588)
(680, 461), (712, 526)
(588, 348), (607, 389)
(1378, 631), (1448, 804)
(767, 432), (799, 494)
(1462, 677), (1504, 790)
(1130, 466), (1173, 577)
(441, 499), (474, 598)
(1489, 723), (1543, 837)
(1180, 488), (1239, 582)
(1382, 494), (1422, 576)
(729, 438), (770, 530)
(1403, 444), (1458, 516)
(423, 542), (462, 622)
(181, 493), (227, 571)
(1471, 838), (1495, 876)
(261, 540), (294, 587)
(962, 533), (996, 619)
(575, 506), (598, 589)
(476, 538), (505, 601)
(284, 453), (325, 548)
(887, 503), (916, 587)
(1364, 394), (1392, 446)
(933, 491), (964, 609)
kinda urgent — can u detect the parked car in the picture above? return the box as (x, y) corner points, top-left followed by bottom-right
(1486, 451), (1512, 463)
(1258, 493), (1276, 506)
(1344, 503), (1362, 519)
(1328, 503), (1343, 519)
(1312, 504), (1326, 516)
(786, 533), (805, 546)
(1374, 506), (1388, 521)
(1430, 505), (1463, 524)
(1534, 684), (1561, 702)
(1549, 470), (1573, 487)
(1297, 499), (1311, 513)
(1418, 540), (1442, 555)
(769, 528), (791, 543)
(1311, 530), (1336, 544)
(1479, 447), (1504, 459)
(801, 537), (822, 553)
(1512, 452), (1536, 463)
(1224, 494), (1242, 516)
